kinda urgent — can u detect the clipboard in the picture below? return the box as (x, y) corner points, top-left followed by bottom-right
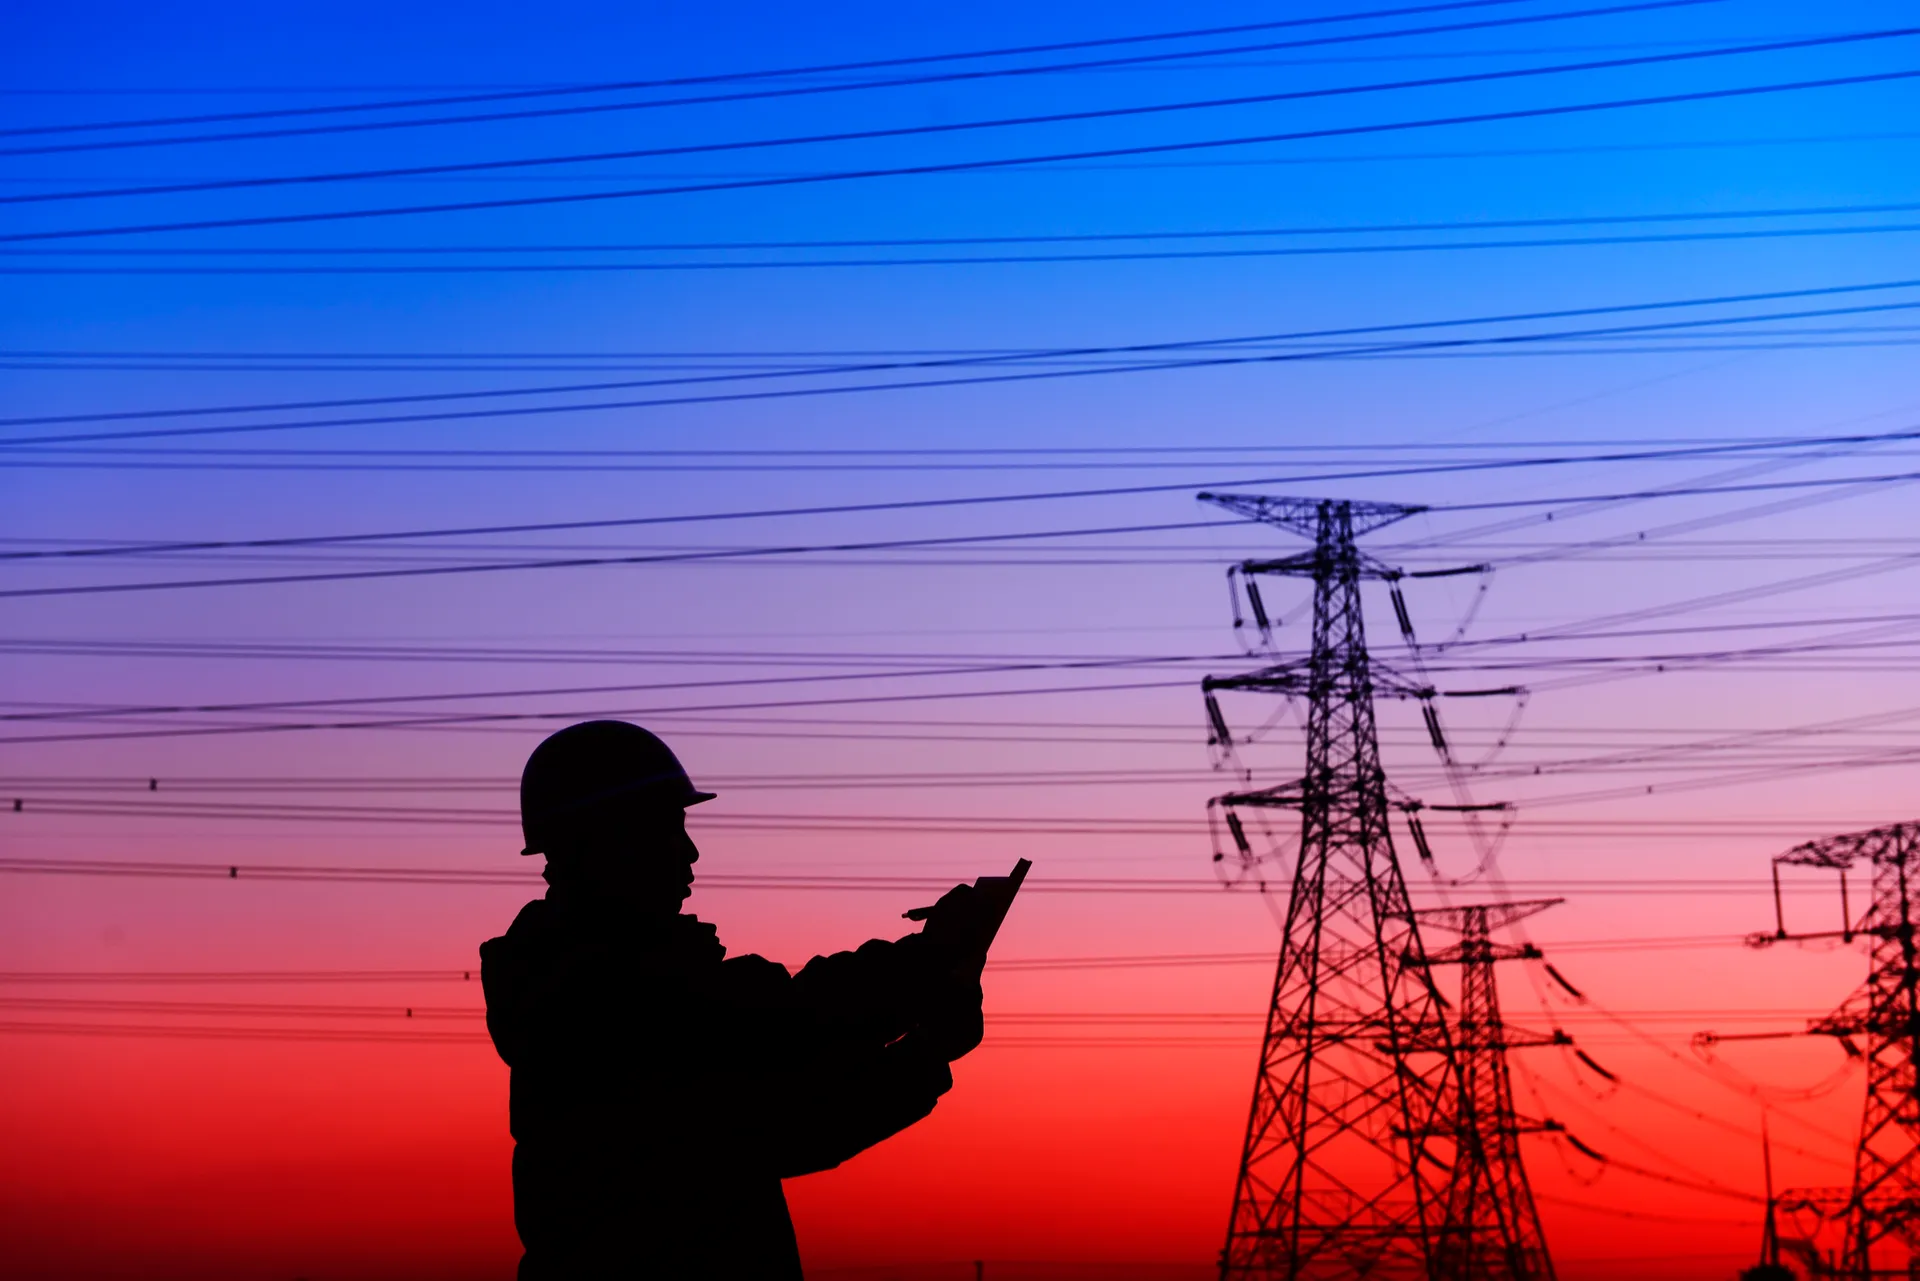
(904, 857), (1031, 970)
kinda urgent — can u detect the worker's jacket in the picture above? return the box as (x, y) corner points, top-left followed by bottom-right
(480, 894), (972, 1280)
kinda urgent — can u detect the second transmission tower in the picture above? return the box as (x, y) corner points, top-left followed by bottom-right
(1413, 900), (1566, 1281)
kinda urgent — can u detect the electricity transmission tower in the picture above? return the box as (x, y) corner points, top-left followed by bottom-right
(1755, 822), (1920, 1278)
(1200, 493), (1460, 1280)
(1413, 901), (1565, 1281)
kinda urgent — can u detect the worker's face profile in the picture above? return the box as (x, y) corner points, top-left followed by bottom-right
(551, 801), (701, 909)
(620, 804), (699, 877)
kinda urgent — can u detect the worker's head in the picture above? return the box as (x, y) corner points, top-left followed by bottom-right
(519, 720), (714, 911)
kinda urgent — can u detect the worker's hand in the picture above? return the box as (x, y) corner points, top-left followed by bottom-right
(913, 975), (985, 1062)
(909, 882), (993, 970)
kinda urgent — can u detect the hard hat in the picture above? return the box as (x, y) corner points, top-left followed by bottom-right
(519, 720), (715, 855)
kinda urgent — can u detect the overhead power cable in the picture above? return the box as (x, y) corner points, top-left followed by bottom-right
(0, 676), (1201, 745)
(0, 0), (1556, 140)
(2, 125), (1911, 185)
(13, 611), (1920, 664)
(10, 466), (1920, 604)
(6, 12), (1832, 205)
(15, 218), (1920, 273)
(6, 413), (1912, 560)
(0, 518), (1246, 600)
(0, 858), (1806, 894)
(0, 652), (1220, 726)
(22, 280), (1920, 428)
(11, 623), (1920, 735)
(0, 998), (1818, 1025)
(10, 282), (1920, 448)
(9, 64), (1918, 243)
(0, 0), (1729, 160)
(15, 197), (1918, 256)
(0, 938), (1746, 984)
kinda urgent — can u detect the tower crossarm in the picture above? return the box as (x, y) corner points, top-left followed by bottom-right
(1419, 941), (1546, 967)
(1213, 784), (1307, 810)
(1448, 1025), (1573, 1053)
(1404, 1115), (1565, 1140)
(1204, 665), (1310, 696)
(1199, 492), (1427, 539)
(1778, 821), (1920, 871)
(1807, 990), (1920, 1043)
(1778, 1187), (1851, 1219)
(1239, 551), (1404, 582)
(1412, 899), (1562, 936)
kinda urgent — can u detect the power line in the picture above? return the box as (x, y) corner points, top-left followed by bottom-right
(12, 630), (1920, 735)
(22, 302), (1920, 429)
(1, 125), (1912, 179)
(10, 283), (1920, 446)
(0, 652), (1223, 725)
(18, 195), (1918, 254)
(0, 939), (1748, 985)
(6, 14), (1850, 207)
(0, 675), (1202, 745)
(11, 64), (1919, 243)
(0, 0), (1557, 141)
(9, 462), (1920, 603)
(0, 518), (1251, 601)
(0, 857), (1825, 892)
(12, 408), (1902, 564)
(13, 218), (1920, 272)
(3, 809), (1883, 838)
(0, 1), (1730, 164)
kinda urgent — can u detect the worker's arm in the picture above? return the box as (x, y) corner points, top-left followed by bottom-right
(699, 928), (982, 1180)
(788, 933), (982, 1056)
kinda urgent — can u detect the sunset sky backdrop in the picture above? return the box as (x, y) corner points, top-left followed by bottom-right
(5, 0), (1920, 1275)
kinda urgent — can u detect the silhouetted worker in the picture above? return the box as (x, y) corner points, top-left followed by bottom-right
(481, 720), (991, 1280)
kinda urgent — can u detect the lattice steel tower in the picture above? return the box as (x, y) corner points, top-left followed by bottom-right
(1758, 822), (1920, 1277)
(1200, 494), (1460, 1280)
(1413, 901), (1564, 1281)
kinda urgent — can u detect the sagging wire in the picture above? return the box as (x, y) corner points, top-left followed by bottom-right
(1388, 569), (1524, 883)
(1452, 685), (1531, 772)
(1236, 690), (1302, 756)
(1548, 977), (1847, 1152)
(1437, 567), (1495, 648)
(1611, 1072), (1849, 1171)
(1691, 1029), (1863, 1105)
(1510, 1058), (1605, 1189)
(1532, 956), (1846, 1166)
(1536, 967), (1835, 1167)
(1525, 1066), (1766, 1205)
(1385, 562), (1588, 1100)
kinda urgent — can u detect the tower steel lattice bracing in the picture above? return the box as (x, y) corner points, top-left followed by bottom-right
(1763, 823), (1920, 1278)
(1200, 494), (1460, 1280)
(1413, 902), (1564, 1281)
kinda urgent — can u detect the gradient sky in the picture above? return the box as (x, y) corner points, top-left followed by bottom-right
(5, 1), (1919, 1277)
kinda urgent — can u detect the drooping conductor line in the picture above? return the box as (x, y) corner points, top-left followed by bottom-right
(1199, 493), (1559, 1281)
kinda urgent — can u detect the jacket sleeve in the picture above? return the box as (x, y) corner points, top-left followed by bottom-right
(712, 938), (977, 1179)
(766, 1034), (955, 1179)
